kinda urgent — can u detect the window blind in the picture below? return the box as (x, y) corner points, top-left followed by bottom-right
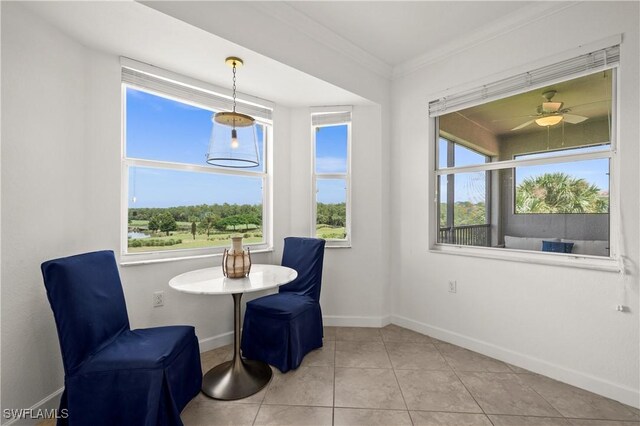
(122, 66), (273, 122)
(429, 45), (620, 117)
(311, 111), (352, 126)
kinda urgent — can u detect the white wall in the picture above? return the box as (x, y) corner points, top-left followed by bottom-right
(289, 105), (387, 326)
(1, 2), (390, 416)
(390, 1), (639, 407)
(1, 2), (88, 417)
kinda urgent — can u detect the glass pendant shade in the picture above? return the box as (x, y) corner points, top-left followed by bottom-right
(206, 111), (260, 168)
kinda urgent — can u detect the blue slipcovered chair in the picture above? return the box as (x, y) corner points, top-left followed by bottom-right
(41, 250), (202, 426)
(241, 237), (325, 372)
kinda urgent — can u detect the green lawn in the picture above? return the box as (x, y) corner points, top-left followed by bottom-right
(127, 220), (342, 252)
(316, 225), (346, 240)
(127, 230), (263, 253)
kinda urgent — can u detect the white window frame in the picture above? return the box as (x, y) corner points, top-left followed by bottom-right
(311, 106), (352, 248)
(428, 42), (621, 272)
(120, 59), (273, 264)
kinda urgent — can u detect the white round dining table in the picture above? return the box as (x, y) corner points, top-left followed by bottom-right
(169, 264), (297, 400)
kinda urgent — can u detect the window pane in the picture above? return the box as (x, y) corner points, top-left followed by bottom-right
(438, 172), (490, 247)
(514, 144), (609, 160)
(315, 124), (347, 173)
(438, 69), (613, 165)
(435, 69), (613, 258)
(504, 159), (610, 256)
(438, 138), (448, 169)
(454, 172), (487, 225)
(438, 175), (447, 229)
(127, 166), (263, 253)
(514, 158), (609, 214)
(316, 179), (347, 239)
(125, 87), (265, 172)
(454, 144), (488, 167)
(438, 138), (489, 169)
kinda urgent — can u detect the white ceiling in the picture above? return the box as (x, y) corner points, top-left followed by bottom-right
(284, 1), (533, 66)
(22, 1), (372, 107)
(23, 1), (564, 108)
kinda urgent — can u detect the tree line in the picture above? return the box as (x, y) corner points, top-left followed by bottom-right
(516, 173), (608, 214)
(129, 202), (348, 237)
(316, 202), (346, 227)
(439, 173), (608, 228)
(130, 203), (262, 222)
(130, 203), (263, 237)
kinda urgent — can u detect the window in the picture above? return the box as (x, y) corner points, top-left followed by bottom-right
(122, 61), (272, 259)
(311, 108), (351, 247)
(431, 45), (618, 260)
(514, 146), (609, 215)
(438, 139), (491, 246)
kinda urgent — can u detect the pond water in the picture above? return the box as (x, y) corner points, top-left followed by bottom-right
(128, 232), (150, 239)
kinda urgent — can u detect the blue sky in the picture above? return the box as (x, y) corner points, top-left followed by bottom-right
(439, 138), (609, 202)
(315, 124), (348, 204)
(316, 125), (347, 174)
(127, 88), (265, 208)
(127, 88), (348, 207)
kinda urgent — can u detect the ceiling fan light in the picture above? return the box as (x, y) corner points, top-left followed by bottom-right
(535, 115), (563, 127)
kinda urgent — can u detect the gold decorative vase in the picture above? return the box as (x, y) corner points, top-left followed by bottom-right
(222, 236), (252, 278)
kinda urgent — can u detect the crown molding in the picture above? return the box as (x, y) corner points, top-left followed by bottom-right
(393, 1), (581, 80)
(247, 2), (393, 80)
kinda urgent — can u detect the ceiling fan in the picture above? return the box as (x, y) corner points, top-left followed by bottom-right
(511, 90), (589, 131)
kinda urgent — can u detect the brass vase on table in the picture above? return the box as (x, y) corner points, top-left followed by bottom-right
(222, 236), (251, 278)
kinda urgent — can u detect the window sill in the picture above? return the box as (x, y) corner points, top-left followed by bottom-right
(323, 240), (352, 249)
(120, 246), (273, 267)
(430, 244), (621, 273)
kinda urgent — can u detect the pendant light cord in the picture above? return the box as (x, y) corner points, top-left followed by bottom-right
(232, 62), (237, 113)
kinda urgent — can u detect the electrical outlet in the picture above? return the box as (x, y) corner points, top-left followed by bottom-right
(153, 291), (164, 307)
(448, 280), (457, 293)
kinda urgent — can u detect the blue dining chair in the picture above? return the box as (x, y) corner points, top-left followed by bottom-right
(41, 250), (202, 426)
(241, 237), (326, 372)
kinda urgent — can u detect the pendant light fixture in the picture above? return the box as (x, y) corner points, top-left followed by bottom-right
(206, 57), (260, 168)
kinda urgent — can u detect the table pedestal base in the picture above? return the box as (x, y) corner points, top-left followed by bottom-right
(202, 358), (272, 400)
(201, 292), (272, 400)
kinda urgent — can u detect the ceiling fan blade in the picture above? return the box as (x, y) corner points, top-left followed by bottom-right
(563, 114), (588, 124)
(492, 114), (536, 122)
(511, 120), (535, 131)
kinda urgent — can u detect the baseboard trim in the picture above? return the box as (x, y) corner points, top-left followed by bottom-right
(198, 331), (234, 352)
(391, 314), (640, 409)
(323, 315), (390, 327)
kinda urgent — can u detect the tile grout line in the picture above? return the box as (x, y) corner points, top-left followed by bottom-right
(521, 379), (640, 422)
(431, 339), (495, 426)
(199, 328), (639, 424)
(380, 333), (413, 425)
(332, 335), (337, 426)
(513, 374), (579, 421)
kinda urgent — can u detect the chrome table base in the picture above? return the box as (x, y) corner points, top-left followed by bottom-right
(201, 293), (272, 400)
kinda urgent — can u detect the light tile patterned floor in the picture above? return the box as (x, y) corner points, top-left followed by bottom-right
(38, 325), (638, 426)
(180, 325), (639, 426)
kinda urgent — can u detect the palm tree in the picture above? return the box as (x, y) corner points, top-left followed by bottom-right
(516, 172), (608, 214)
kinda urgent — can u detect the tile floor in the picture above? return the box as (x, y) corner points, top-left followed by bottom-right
(181, 325), (639, 426)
